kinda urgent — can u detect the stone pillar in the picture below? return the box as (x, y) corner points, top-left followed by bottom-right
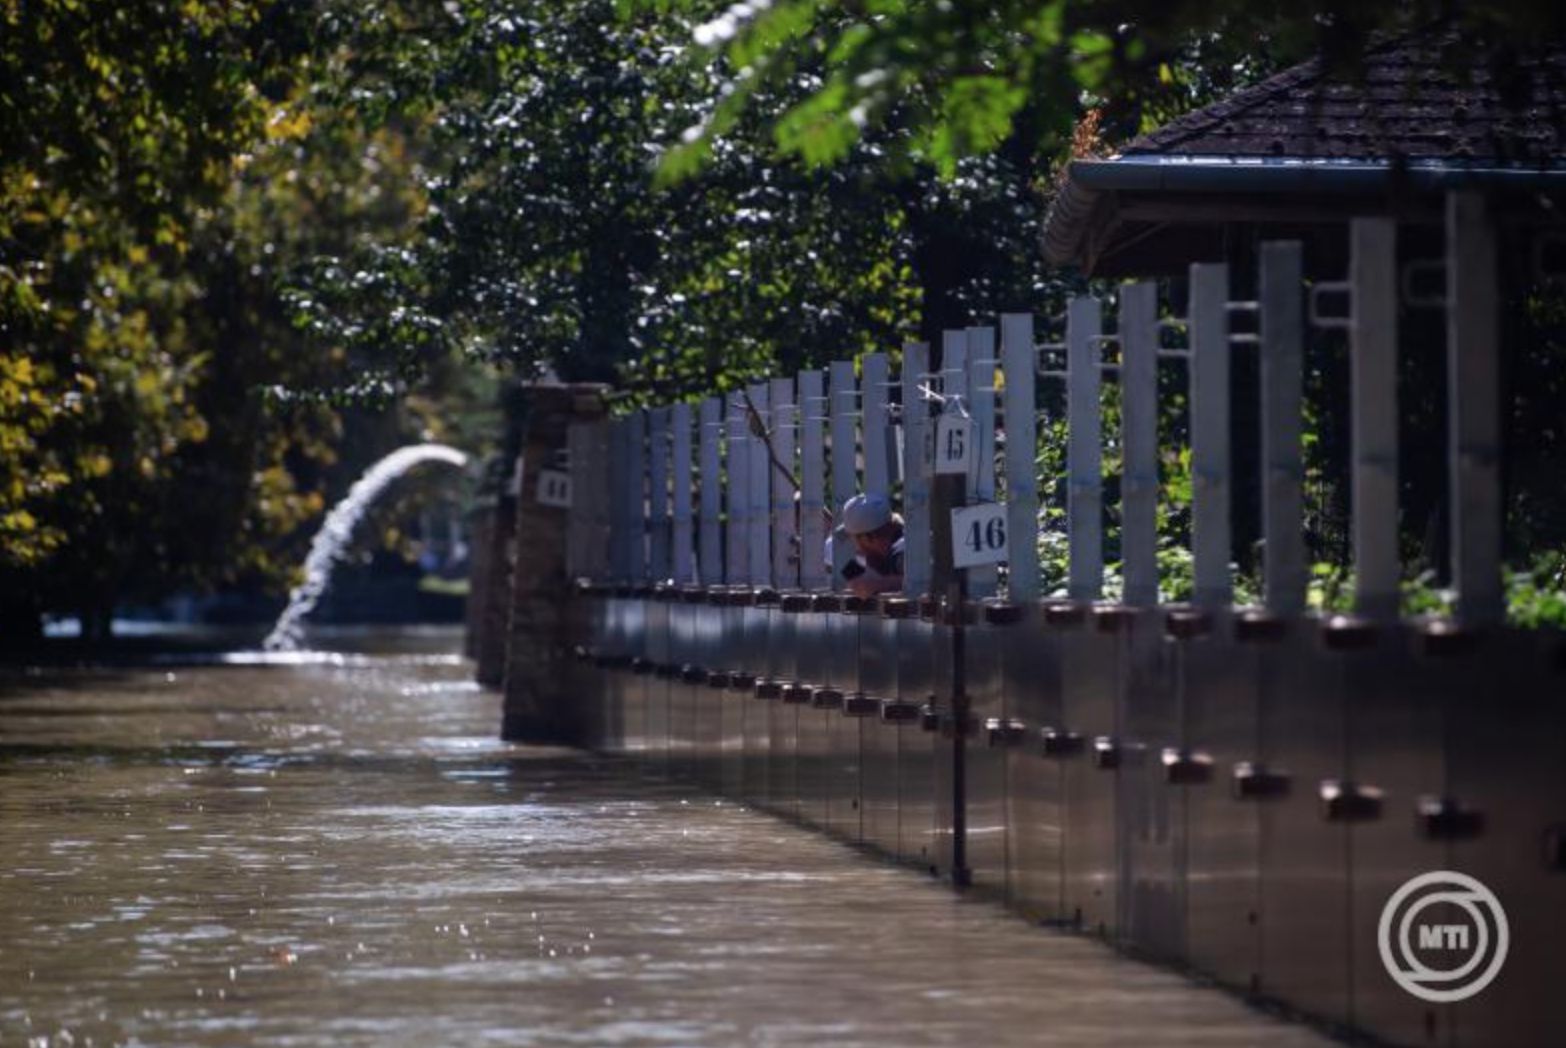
(474, 486), (516, 689)
(501, 382), (609, 742)
(462, 500), (495, 661)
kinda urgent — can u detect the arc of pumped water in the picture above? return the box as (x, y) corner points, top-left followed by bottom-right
(263, 443), (470, 651)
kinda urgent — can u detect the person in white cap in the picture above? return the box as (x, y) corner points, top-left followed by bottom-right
(839, 492), (904, 598)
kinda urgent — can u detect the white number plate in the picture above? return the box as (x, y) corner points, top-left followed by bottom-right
(536, 469), (573, 508)
(951, 501), (1008, 568)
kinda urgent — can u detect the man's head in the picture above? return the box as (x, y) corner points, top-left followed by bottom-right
(842, 492), (902, 559)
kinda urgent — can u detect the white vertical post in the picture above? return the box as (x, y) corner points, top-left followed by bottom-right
(829, 360), (859, 587)
(966, 325), (998, 597)
(799, 370), (829, 591)
(1189, 263), (1232, 607)
(943, 329), (969, 404)
(627, 410), (648, 582)
(1260, 241), (1306, 614)
(671, 402), (695, 585)
(1067, 296), (1103, 601)
(1350, 217), (1400, 621)
(725, 392), (748, 586)
(699, 398), (723, 586)
(746, 381), (771, 586)
(862, 352), (892, 495)
(901, 342), (932, 597)
(1446, 192), (1504, 626)
(1001, 314), (1039, 601)
(647, 406), (671, 581)
(1120, 281), (1160, 607)
(770, 376), (797, 589)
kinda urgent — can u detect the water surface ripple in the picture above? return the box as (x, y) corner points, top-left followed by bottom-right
(0, 635), (1331, 1046)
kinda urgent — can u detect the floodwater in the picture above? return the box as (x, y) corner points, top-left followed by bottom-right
(0, 630), (1332, 1047)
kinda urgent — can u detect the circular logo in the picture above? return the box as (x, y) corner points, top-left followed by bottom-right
(1378, 870), (1508, 1003)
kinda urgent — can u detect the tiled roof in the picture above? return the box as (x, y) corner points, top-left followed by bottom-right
(1120, 25), (1566, 165)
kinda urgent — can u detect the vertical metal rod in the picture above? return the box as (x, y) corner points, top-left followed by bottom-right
(770, 376), (797, 590)
(1260, 242), (1307, 614)
(725, 393), (748, 586)
(608, 418), (626, 582)
(1190, 263), (1232, 607)
(627, 410), (648, 582)
(1000, 315), (1040, 602)
(671, 402), (695, 585)
(747, 381), (772, 586)
(862, 352), (892, 495)
(829, 360), (858, 588)
(934, 329), (970, 888)
(966, 326), (998, 598)
(1120, 281), (1160, 607)
(647, 406), (671, 581)
(799, 370), (828, 591)
(699, 398), (723, 586)
(1350, 217), (1400, 621)
(1067, 296), (1104, 601)
(1446, 191), (1504, 625)
(901, 342), (932, 597)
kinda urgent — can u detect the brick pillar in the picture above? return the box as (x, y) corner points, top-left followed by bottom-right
(474, 490), (515, 689)
(501, 382), (608, 742)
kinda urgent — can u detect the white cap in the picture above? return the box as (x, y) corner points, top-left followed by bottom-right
(842, 492), (893, 535)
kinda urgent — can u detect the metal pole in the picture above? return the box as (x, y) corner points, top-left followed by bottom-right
(672, 402), (695, 585)
(770, 376), (797, 590)
(1067, 296), (1104, 601)
(901, 342), (933, 597)
(935, 328), (970, 888)
(627, 410), (648, 582)
(1120, 281), (1160, 607)
(747, 381), (771, 586)
(799, 370), (829, 591)
(1350, 217), (1400, 621)
(966, 326), (998, 598)
(648, 406), (671, 582)
(863, 352), (892, 495)
(1189, 263), (1232, 607)
(699, 398), (723, 586)
(1000, 314), (1039, 602)
(1446, 191), (1504, 626)
(1260, 242), (1307, 614)
(829, 360), (858, 588)
(725, 393), (748, 586)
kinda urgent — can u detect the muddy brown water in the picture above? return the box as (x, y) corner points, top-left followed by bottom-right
(0, 631), (1332, 1046)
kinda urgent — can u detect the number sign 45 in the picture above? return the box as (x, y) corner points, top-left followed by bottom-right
(951, 502), (1008, 569)
(934, 415), (972, 476)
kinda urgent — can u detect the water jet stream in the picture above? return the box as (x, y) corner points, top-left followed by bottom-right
(263, 443), (469, 651)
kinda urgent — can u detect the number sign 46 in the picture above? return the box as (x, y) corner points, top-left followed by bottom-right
(951, 502), (1008, 569)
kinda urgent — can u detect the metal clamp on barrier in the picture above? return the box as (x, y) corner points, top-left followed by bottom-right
(1231, 761), (1291, 799)
(879, 596), (915, 620)
(781, 593), (814, 614)
(707, 671), (732, 690)
(754, 587), (782, 607)
(1417, 795), (1485, 840)
(1041, 600), (1087, 628)
(982, 602), (1025, 627)
(755, 679), (784, 700)
(728, 672), (757, 693)
(1321, 614), (1380, 651)
(1041, 728), (1086, 758)
(879, 698), (921, 723)
(1093, 604), (1136, 633)
(843, 693), (880, 717)
(679, 586), (707, 604)
(1319, 779), (1385, 821)
(1234, 609), (1288, 643)
(917, 595), (939, 622)
(985, 717), (1027, 747)
(1418, 618), (1480, 657)
(654, 663), (680, 680)
(1162, 747), (1215, 785)
(1164, 606), (1212, 639)
(1092, 735), (1122, 769)
(781, 682), (812, 704)
(810, 687), (844, 710)
(919, 703), (944, 732)
(681, 664), (709, 685)
(812, 594), (843, 613)
(630, 657), (655, 676)
(842, 595), (875, 615)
